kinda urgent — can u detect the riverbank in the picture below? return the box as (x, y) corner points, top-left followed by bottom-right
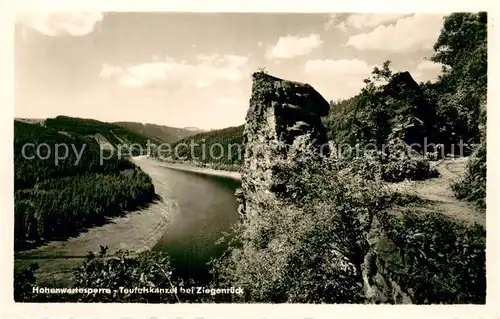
(145, 156), (242, 181)
(15, 158), (176, 286)
(15, 199), (171, 285)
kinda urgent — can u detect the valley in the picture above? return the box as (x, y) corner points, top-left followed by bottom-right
(12, 12), (487, 305)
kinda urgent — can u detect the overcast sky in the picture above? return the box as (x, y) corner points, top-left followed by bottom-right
(15, 12), (446, 130)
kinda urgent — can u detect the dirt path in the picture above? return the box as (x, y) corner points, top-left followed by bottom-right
(15, 157), (176, 285)
(387, 157), (485, 227)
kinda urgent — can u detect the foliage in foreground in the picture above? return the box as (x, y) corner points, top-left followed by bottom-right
(15, 247), (181, 302)
(378, 210), (486, 303)
(14, 246), (232, 303)
(333, 140), (439, 183)
(451, 142), (486, 208)
(14, 148), (486, 303)
(211, 148), (485, 303)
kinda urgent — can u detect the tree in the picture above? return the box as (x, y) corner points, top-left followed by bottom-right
(427, 12), (487, 206)
(430, 12), (487, 145)
(257, 67), (268, 74)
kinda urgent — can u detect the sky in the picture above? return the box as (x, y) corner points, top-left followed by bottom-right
(15, 12), (447, 130)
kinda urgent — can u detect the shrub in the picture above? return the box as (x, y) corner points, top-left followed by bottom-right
(381, 153), (439, 182)
(378, 210), (486, 304)
(71, 247), (183, 303)
(451, 142), (486, 208)
(14, 246), (199, 303)
(14, 263), (39, 302)
(334, 142), (439, 183)
(212, 143), (483, 304)
(212, 147), (393, 303)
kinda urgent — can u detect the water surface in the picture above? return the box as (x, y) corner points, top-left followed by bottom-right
(151, 167), (240, 282)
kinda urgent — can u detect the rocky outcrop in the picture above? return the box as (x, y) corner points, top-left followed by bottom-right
(236, 71), (330, 219)
(234, 71), (417, 303)
(231, 71), (482, 304)
(382, 71), (437, 150)
(361, 214), (414, 304)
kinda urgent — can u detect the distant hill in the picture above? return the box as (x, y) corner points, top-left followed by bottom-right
(113, 121), (204, 144)
(183, 126), (206, 132)
(15, 118), (45, 125)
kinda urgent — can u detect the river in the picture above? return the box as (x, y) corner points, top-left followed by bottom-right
(149, 165), (241, 282)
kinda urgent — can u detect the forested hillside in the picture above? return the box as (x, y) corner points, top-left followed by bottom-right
(14, 121), (156, 249)
(164, 125), (244, 167)
(35, 116), (152, 155)
(113, 121), (203, 144)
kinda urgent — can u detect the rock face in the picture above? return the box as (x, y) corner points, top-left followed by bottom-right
(382, 71), (437, 149)
(236, 72), (330, 218)
(361, 215), (415, 304)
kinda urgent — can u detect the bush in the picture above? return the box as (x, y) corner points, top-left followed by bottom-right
(451, 142), (486, 208)
(212, 148), (395, 303)
(378, 210), (486, 304)
(212, 144), (483, 303)
(381, 152), (439, 183)
(334, 141), (439, 183)
(14, 263), (39, 302)
(71, 247), (185, 303)
(14, 246), (198, 303)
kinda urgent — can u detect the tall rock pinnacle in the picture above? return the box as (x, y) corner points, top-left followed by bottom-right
(236, 71), (330, 219)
